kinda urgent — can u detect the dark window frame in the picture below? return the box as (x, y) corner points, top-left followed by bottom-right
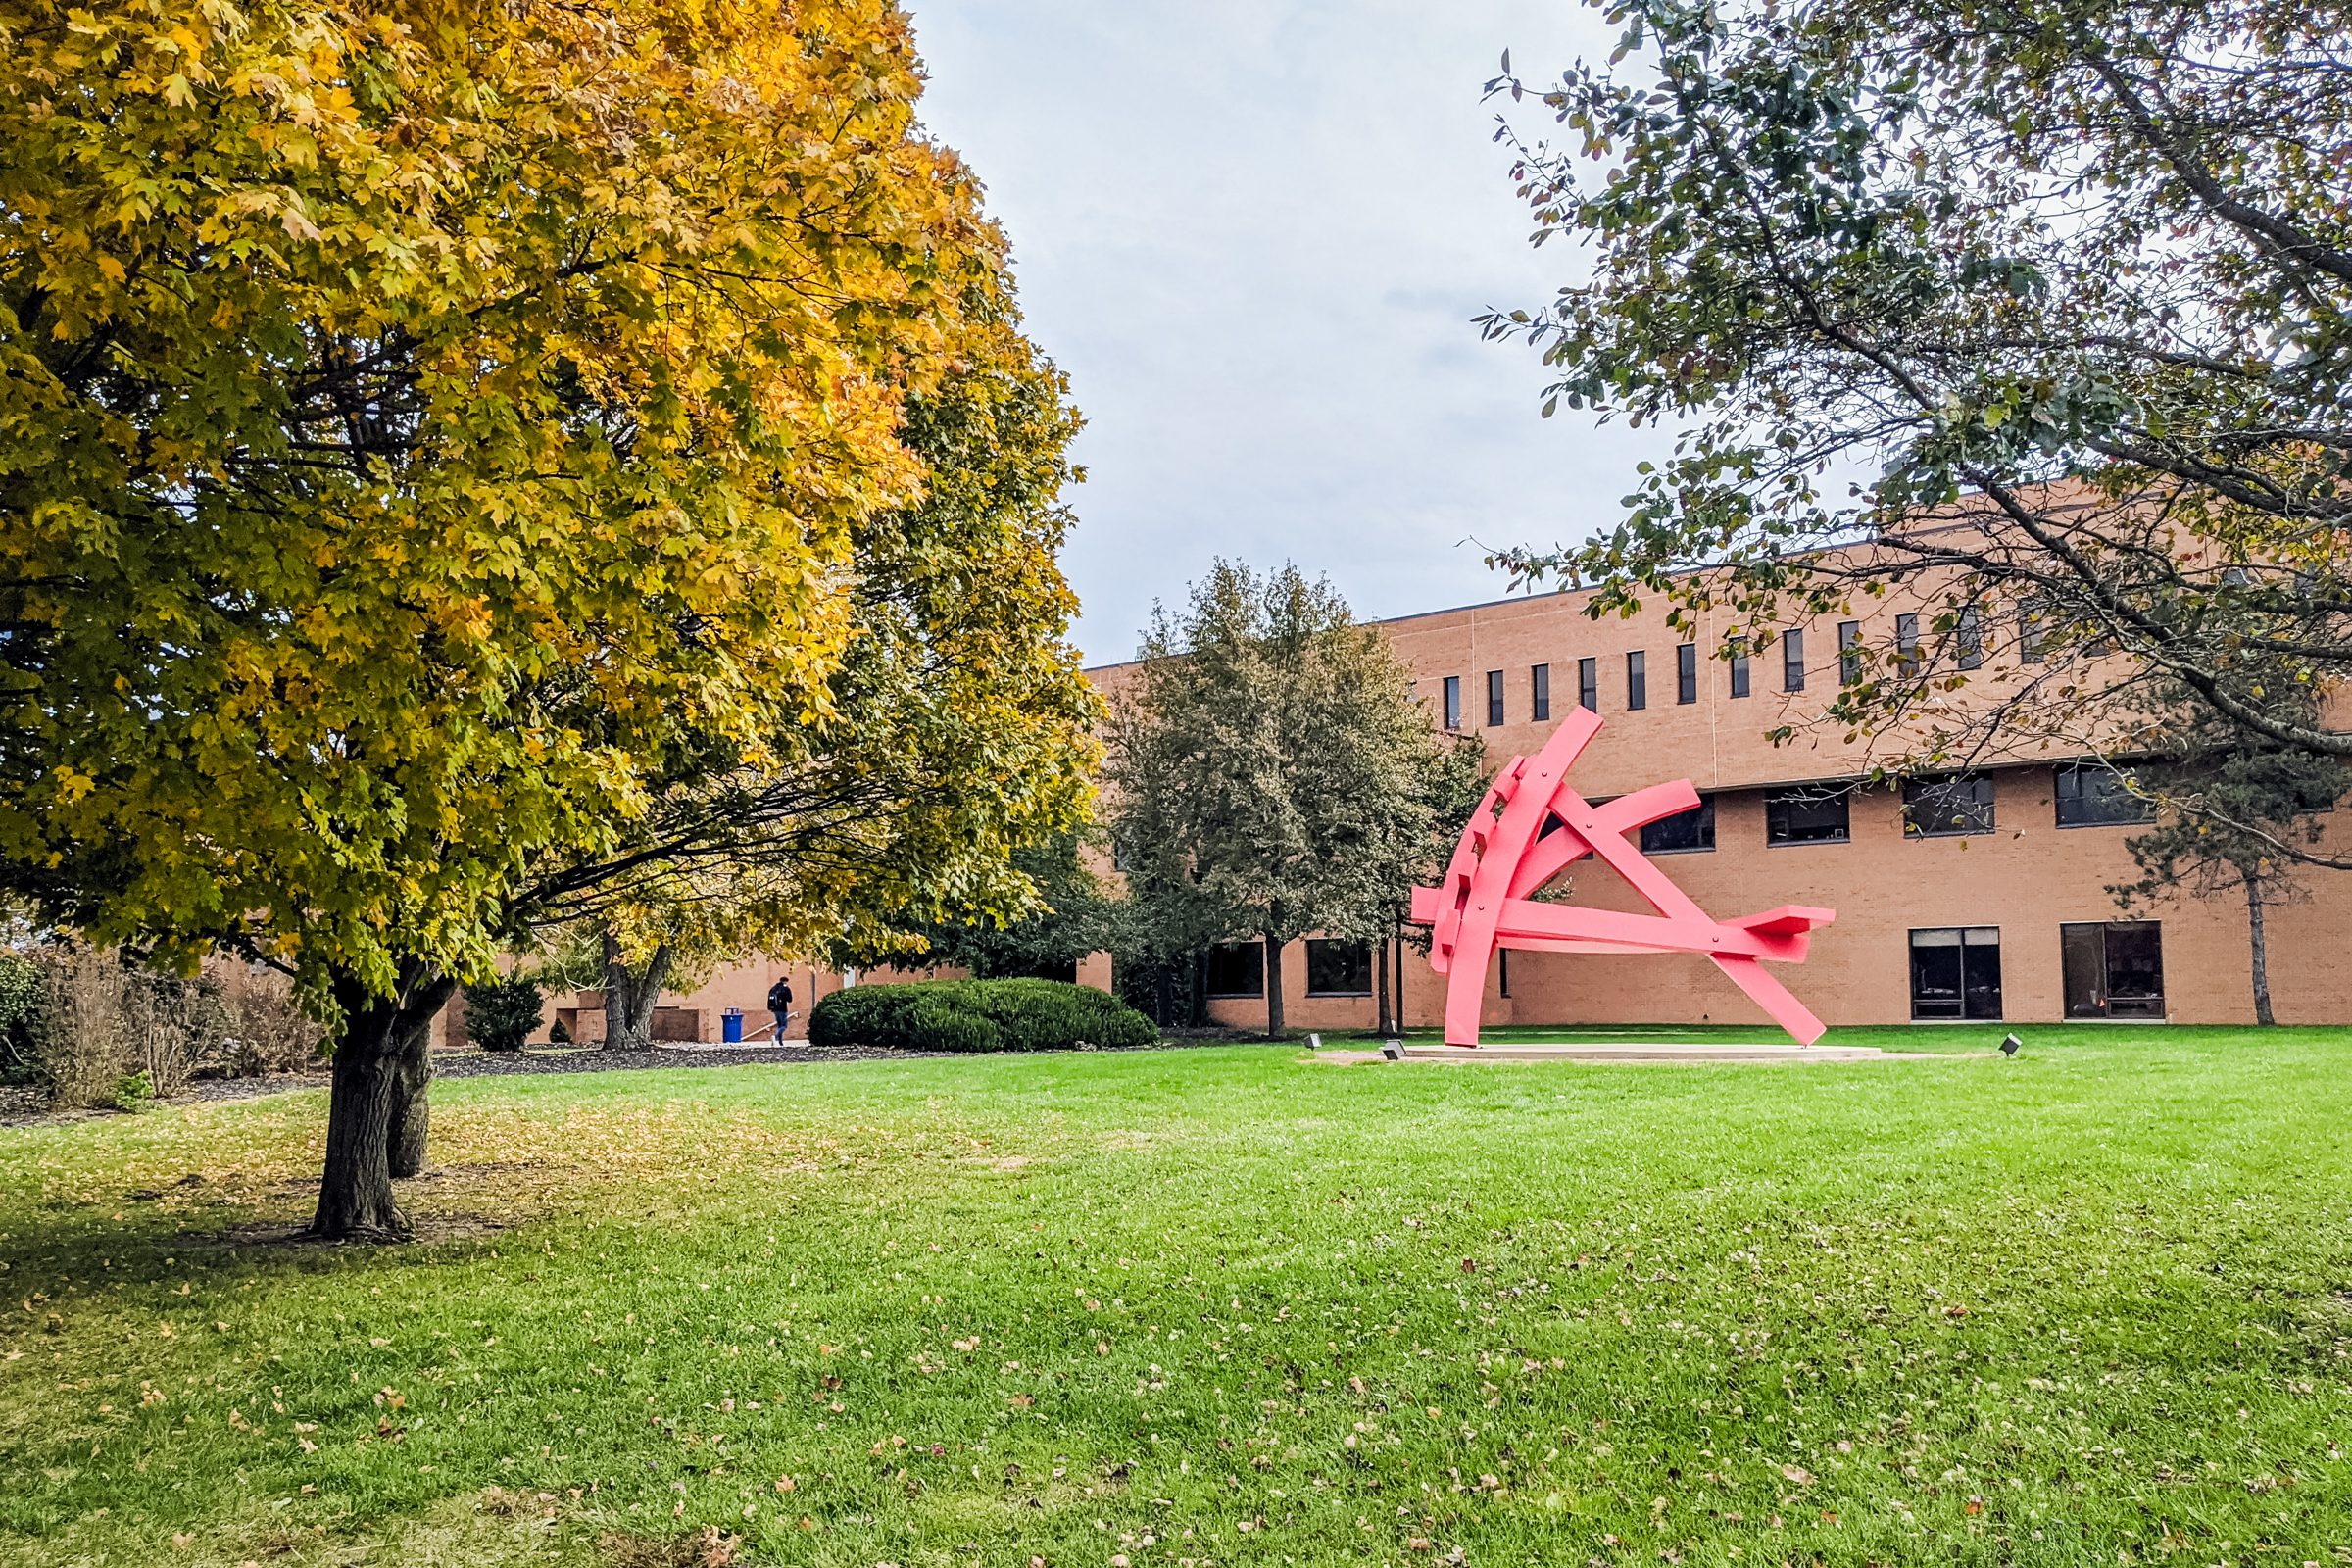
(1530, 662), (1550, 721)
(1764, 785), (1853, 846)
(1729, 648), (1751, 698)
(1625, 650), (1647, 710)
(1838, 620), (1863, 684)
(1782, 629), (1806, 693)
(1676, 643), (1698, 704)
(1442, 675), (1461, 731)
(1577, 657), (1598, 711)
(1485, 668), (1505, 727)
(1902, 774), (1996, 837)
(1204, 940), (1265, 999)
(1303, 938), (1373, 998)
(1894, 612), (1921, 674)
(2054, 762), (2155, 827)
(1909, 926), (2004, 1021)
(1640, 796), (1716, 855)
(1955, 607), (1984, 670)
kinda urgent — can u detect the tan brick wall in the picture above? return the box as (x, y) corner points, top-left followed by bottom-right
(1135, 577), (2352, 1032)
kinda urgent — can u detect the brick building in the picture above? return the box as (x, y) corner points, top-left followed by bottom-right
(1090, 575), (2352, 1034)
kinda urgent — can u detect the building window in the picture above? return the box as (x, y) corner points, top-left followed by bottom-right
(1304, 939), (1372, 997)
(2061, 921), (2166, 1019)
(1577, 657), (1597, 710)
(1730, 645), (1751, 698)
(1838, 620), (1862, 684)
(1486, 668), (1504, 727)
(1955, 607), (1984, 670)
(2054, 762), (2154, 827)
(2018, 599), (2048, 662)
(1676, 643), (1698, 704)
(1902, 774), (1995, 837)
(1530, 662), (1550, 721)
(1765, 786), (1851, 845)
(1443, 675), (1461, 730)
(1910, 927), (2003, 1020)
(1626, 650), (1647, 710)
(1781, 629), (1806, 692)
(1497, 948), (1511, 999)
(1894, 612), (1921, 674)
(1204, 941), (1265, 998)
(1640, 796), (1715, 854)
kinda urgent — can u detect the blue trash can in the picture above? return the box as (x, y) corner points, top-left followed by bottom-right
(721, 1008), (744, 1043)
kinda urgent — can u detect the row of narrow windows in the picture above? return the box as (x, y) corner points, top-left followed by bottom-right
(1631, 764), (2154, 852)
(1201, 919), (2170, 1023)
(1438, 606), (2055, 728)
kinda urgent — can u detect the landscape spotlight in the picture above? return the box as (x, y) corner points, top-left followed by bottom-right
(2000, 1033), (2022, 1056)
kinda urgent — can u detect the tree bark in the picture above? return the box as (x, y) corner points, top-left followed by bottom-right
(2245, 871), (2276, 1026)
(312, 961), (454, 1241)
(1263, 931), (1285, 1039)
(603, 933), (671, 1051)
(1374, 932), (1393, 1036)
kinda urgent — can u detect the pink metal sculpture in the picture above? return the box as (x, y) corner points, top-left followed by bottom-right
(1407, 708), (1836, 1047)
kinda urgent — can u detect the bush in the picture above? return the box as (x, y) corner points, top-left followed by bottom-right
(19, 945), (218, 1107)
(0, 952), (37, 1084)
(465, 974), (544, 1054)
(213, 967), (326, 1076)
(808, 979), (1154, 1054)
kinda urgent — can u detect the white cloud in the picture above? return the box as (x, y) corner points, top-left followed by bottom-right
(908, 0), (1671, 662)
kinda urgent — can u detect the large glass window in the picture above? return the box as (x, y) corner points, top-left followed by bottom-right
(1838, 620), (1863, 684)
(1531, 662), (1550, 721)
(1578, 658), (1598, 710)
(1626, 650), (1647, 710)
(1442, 676), (1461, 730)
(1676, 643), (1698, 704)
(2061, 922), (2166, 1019)
(2054, 762), (2154, 826)
(2018, 599), (2049, 662)
(1782, 629), (1806, 693)
(1729, 646), (1751, 698)
(1903, 774), (1996, 836)
(1204, 941), (1265, 998)
(1765, 786), (1851, 845)
(1909, 927), (2003, 1020)
(1303, 939), (1372, 997)
(1641, 797), (1715, 854)
(1486, 669), (1504, 726)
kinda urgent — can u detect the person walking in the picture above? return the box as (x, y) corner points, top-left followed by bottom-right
(765, 974), (795, 1040)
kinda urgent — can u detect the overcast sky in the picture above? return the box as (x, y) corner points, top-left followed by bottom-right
(908, 0), (1671, 665)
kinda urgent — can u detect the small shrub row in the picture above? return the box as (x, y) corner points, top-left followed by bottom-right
(808, 979), (1155, 1054)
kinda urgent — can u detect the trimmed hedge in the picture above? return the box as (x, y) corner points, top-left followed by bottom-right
(808, 978), (1155, 1054)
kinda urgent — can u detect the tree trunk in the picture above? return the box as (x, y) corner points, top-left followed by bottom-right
(312, 962), (454, 1242)
(387, 984), (452, 1178)
(603, 933), (672, 1051)
(2245, 871), (2276, 1026)
(1375, 933), (1393, 1036)
(1263, 932), (1285, 1039)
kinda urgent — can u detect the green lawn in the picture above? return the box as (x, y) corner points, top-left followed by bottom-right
(3, 1028), (2350, 1566)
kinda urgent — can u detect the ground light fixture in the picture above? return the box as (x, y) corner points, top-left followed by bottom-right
(2001, 1033), (2023, 1056)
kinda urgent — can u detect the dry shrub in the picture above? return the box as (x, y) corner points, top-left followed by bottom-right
(26, 944), (220, 1107)
(214, 965), (325, 1075)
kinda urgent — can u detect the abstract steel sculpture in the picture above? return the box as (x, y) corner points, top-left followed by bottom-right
(1408, 708), (1836, 1048)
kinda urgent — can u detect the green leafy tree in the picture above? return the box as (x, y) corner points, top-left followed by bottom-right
(892, 830), (1115, 981)
(0, 0), (1054, 1237)
(1104, 564), (1473, 1038)
(2112, 701), (2347, 1024)
(462, 975), (544, 1055)
(539, 312), (1099, 1044)
(1480, 0), (2352, 789)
